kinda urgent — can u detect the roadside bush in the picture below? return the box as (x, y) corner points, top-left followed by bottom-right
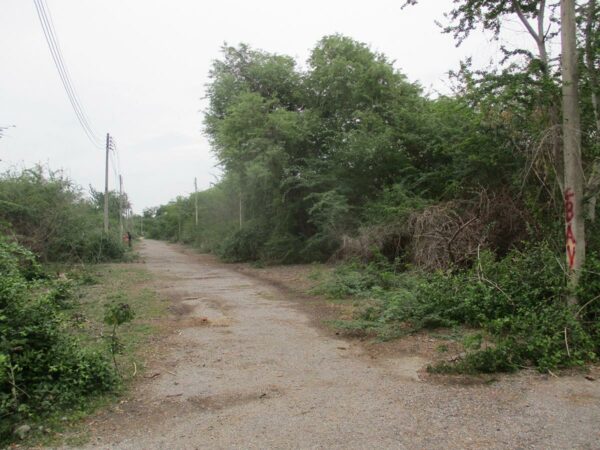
(218, 223), (268, 262)
(300, 232), (341, 262)
(0, 237), (118, 443)
(320, 242), (599, 373)
(313, 253), (400, 298)
(0, 167), (127, 263)
(577, 253), (600, 352)
(80, 232), (126, 263)
(0, 235), (43, 280)
(258, 232), (304, 264)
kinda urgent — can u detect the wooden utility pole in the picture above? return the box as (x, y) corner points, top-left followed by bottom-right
(104, 133), (110, 233)
(119, 175), (124, 236)
(561, 0), (585, 302)
(194, 177), (198, 227)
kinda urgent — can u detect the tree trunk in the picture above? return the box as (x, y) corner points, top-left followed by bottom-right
(584, 0), (600, 133)
(561, 0), (585, 303)
(584, 0), (600, 221)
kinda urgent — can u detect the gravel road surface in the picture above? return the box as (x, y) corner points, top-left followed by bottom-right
(79, 239), (600, 450)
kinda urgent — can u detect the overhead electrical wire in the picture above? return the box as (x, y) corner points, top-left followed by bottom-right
(107, 137), (119, 187)
(110, 136), (121, 169)
(33, 0), (130, 212)
(109, 137), (122, 182)
(33, 0), (104, 149)
(34, 0), (102, 148)
(110, 151), (119, 182)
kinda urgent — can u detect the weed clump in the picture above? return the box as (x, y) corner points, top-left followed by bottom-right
(317, 242), (600, 373)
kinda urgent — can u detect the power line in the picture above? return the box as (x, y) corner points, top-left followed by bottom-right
(33, 1), (131, 225)
(33, 1), (130, 214)
(110, 151), (119, 182)
(40, 0), (96, 134)
(110, 136), (123, 178)
(35, 0), (102, 147)
(109, 139), (122, 190)
(33, 0), (103, 149)
(0, 125), (16, 140)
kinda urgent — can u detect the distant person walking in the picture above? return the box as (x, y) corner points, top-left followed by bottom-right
(127, 231), (132, 248)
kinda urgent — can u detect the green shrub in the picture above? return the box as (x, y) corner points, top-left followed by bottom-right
(320, 242), (599, 373)
(258, 232), (304, 264)
(0, 238), (118, 443)
(576, 253), (600, 352)
(300, 232), (341, 262)
(80, 232), (126, 263)
(313, 253), (400, 299)
(0, 167), (127, 264)
(0, 236), (43, 280)
(104, 300), (135, 374)
(218, 223), (268, 262)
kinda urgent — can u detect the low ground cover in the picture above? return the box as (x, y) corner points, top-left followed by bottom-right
(314, 244), (600, 374)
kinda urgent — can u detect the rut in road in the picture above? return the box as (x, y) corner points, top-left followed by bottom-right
(79, 239), (600, 450)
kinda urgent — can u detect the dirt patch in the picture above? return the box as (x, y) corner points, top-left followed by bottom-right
(167, 300), (194, 316)
(188, 386), (284, 411)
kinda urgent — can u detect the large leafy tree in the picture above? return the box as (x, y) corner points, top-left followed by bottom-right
(404, 0), (600, 296)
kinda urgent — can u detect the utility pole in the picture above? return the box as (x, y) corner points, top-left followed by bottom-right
(119, 175), (124, 236)
(561, 0), (585, 302)
(194, 177), (198, 227)
(104, 133), (110, 233)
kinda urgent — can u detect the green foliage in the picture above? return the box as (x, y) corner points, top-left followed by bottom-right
(258, 232), (304, 264)
(0, 235), (43, 280)
(0, 167), (127, 263)
(0, 238), (118, 443)
(218, 223), (267, 262)
(313, 253), (400, 299)
(104, 300), (135, 373)
(363, 184), (427, 225)
(319, 242), (598, 373)
(142, 16), (600, 380)
(104, 300), (135, 327)
(147, 33), (589, 268)
(82, 232), (126, 263)
(148, 36), (433, 263)
(576, 253), (600, 351)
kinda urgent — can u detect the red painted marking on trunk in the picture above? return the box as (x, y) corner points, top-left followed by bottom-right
(567, 244), (576, 269)
(564, 188), (576, 270)
(566, 223), (576, 243)
(565, 189), (575, 222)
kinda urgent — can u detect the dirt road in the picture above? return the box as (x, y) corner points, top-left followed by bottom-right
(81, 239), (600, 449)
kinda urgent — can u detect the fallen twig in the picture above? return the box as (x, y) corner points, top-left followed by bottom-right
(575, 294), (600, 318)
(144, 372), (161, 379)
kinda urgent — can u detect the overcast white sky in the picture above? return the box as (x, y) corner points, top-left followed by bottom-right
(0, 0), (541, 213)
